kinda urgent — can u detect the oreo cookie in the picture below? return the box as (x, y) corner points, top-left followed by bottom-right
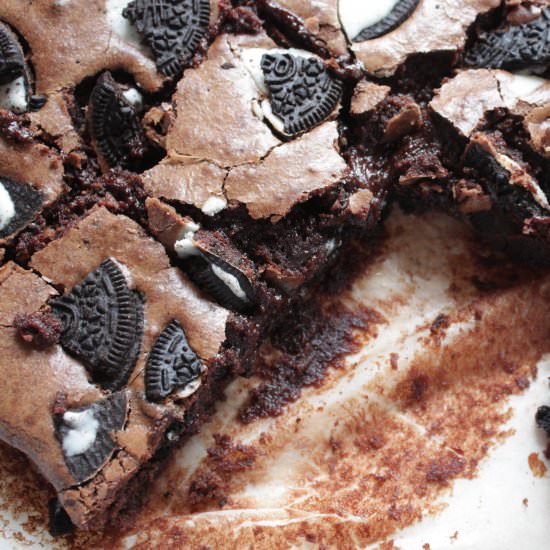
(353, 0), (420, 42)
(145, 320), (205, 401)
(0, 176), (42, 239)
(0, 22), (45, 113)
(51, 259), (144, 391)
(260, 53), (342, 136)
(186, 251), (257, 313)
(55, 391), (128, 484)
(88, 72), (146, 169)
(465, 8), (550, 70)
(122, 0), (210, 77)
(0, 22), (25, 85)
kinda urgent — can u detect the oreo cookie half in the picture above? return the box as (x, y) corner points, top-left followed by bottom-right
(465, 8), (550, 70)
(0, 22), (45, 113)
(0, 176), (42, 239)
(88, 72), (146, 169)
(51, 259), (144, 391)
(352, 0), (420, 42)
(0, 22), (25, 85)
(260, 53), (342, 137)
(145, 320), (205, 401)
(123, 0), (211, 77)
(55, 391), (128, 484)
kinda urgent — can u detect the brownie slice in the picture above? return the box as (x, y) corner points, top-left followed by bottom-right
(2, 206), (231, 530)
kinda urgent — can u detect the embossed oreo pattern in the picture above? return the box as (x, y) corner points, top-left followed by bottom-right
(89, 72), (146, 169)
(261, 53), (342, 136)
(465, 8), (550, 70)
(145, 320), (205, 401)
(353, 0), (420, 42)
(56, 392), (128, 484)
(123, 0), (210, 77)
(51, 259), (144, 391)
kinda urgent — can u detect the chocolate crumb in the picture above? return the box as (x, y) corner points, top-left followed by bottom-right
(14, 311), (62, 349)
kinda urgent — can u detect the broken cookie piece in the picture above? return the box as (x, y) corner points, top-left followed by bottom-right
(350, 0), (500, 77)
(55, 391), (129, 484)
(123, 0), (211, 77)
(51, 258), (145, 392)
(88, 72), (148, 171)
(465, 7), (550, 71)
(145, 320), (206, 402)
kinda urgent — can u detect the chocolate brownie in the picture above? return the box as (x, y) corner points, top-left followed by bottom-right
(2, 0), (550, 539)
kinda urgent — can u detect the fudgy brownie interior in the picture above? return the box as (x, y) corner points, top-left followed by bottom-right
(2, 0), (550, 539)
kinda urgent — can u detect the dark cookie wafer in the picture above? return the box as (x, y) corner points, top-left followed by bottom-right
(260, 52), (342, 136)
(353, 0), (420, 42)
(123, 0), (211, 77)
(88, 72), (147, 170)
(0, 176), (42, 240)
(145, 319), (205, 401)
(55, 391), (128, 484)
(465, 8), (550, 70)
(51, 258), (144, 391)
(0, 21), (25, 85)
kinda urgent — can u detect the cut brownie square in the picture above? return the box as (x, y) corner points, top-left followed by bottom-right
(2, 206), (231, 530)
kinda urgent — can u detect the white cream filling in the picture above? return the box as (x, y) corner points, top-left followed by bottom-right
(0, 182), (15, 232)
(62, 409), (99, 457)
(110, 258), (134, 287)
(201, 196), (227, 216)
(0, 76), (29, 114)
(52, 0), (71, 7)
(211, 264), (247, 301)
(495, 151), (550, 211)
(122, 87), (144, 111)
(241, 47), (316, 135)
(174, 220), (200, 259)
(175, 378), (203, 400)
(106, 0), (151, 57)
(505, 73), (546, 98)
(338, 0), (400, 41)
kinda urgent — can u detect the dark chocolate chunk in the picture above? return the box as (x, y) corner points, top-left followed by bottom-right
(123, 0), (210, 77)
(186, 250), (256, 313)
(145, 320), (205, 401)
(51, 259), (144, 391)
(55, 391), (128, 484)
(536, 405), (550, 437)
(353, 0), (420, 42)
(260, 53), (342, 136)
(0, 22), (25, 86)
(48, 498), (74, 537)
(0, 176), (42, 239)
(465, 8), (550, 70)
(89, 72), (146, 169)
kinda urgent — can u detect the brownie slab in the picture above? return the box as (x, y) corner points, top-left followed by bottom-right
(4, 0), (550, 541)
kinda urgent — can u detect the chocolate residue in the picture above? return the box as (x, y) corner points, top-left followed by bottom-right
(188, 435), (257, 509)
(528, 452), (547, 478)
(239, 301), (385, 423)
